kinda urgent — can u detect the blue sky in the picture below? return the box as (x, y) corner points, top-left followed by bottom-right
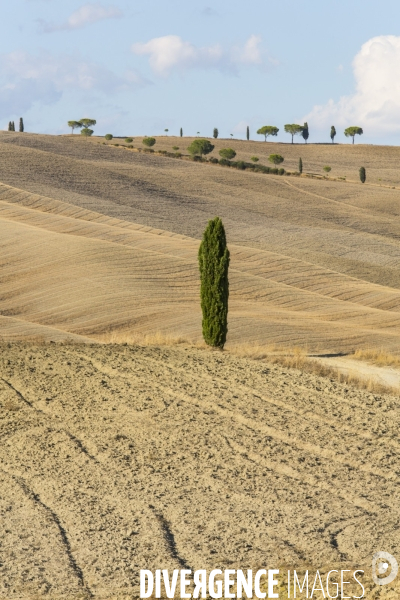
(2, 0), (400, 143)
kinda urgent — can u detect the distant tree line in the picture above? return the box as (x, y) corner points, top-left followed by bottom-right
(64, 118), (364, 145)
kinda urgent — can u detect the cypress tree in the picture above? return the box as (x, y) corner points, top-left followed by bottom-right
(8, 122), (11, 131)
(19, 117), (24, 132)
(180, 127), (183, 137)
(246, 125), (250, 141)
(12, 121), (15, 131)
(198, 217), (230, 349)
(359, 167), (366, 183)
(299, 157), (303, 174)
(302, 122), (309, 143)
(330, 126), (336, 143)
(213, 128), (218, 139)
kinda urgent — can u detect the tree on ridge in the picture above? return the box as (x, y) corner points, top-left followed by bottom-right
(344, 126), (363, 144)
(284, 124), (303, 144)
(257, 125), (279, 141)
(302, 122), (309, 143)
(68, 121), (82, 134)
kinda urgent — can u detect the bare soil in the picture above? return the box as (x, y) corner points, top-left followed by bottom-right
(0, 343), (399, 598)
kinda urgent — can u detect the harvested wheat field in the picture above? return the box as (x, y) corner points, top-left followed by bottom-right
(0, 342), (400, 599)
(2, 132), (400, 352)
(1, 132), (400, 598)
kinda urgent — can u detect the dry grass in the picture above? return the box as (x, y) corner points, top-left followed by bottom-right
(353, 347), (400, 367)
(96, 329), (201, 347)
(227, 342), (398, 394)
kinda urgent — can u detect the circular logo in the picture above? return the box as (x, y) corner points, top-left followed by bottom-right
(372, 552), (398, 586)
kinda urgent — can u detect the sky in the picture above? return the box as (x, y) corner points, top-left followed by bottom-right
(2, 0), (400, 144)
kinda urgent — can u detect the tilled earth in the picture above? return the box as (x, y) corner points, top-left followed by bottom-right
(0, 343), (399, 598)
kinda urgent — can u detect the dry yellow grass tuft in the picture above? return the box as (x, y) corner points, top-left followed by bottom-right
(97, 329), (201, 347)
(353, 347), (400, 367)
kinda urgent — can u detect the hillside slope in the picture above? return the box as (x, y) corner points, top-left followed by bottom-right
(1, 169), (400, 351)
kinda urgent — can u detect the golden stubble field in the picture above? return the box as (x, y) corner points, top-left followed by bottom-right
(1, 132), (400, 352)
(1, 132), (400, 598)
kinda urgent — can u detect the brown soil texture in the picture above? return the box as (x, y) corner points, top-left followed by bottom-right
(0, 343), (399, 599)
(1, 132), (400, 353)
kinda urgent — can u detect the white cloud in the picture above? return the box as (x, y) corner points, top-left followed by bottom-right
(0, 51), (149, 117)
(305, 35), (400, 135)
(39, 2), (122, 33)
(132, 35), (276, 77)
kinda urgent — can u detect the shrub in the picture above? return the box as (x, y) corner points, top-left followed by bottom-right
(188, 139), (214, 156)
(359, 166), (366, 183)
(219, 158), (231, 166)
(192, 155), (205, 162)
(125, 137), (133, 143)
(251, 156), (259, 162)
(209, 157), (219, 164)
(172, 146), (179, 150)
(236, 161), (246, 170)
(255, 165), (270, 174)
(219, 148), (236, 160)
(159, 150), (167, 155)
(271, 167), (278, 174)
(278, 168), (285, 175)
(81, 128), (94, 140)
(174, 152), (182, 158)
(323, 166), (331, 173)
(143, 137), (156, 147)
(268, 154), (284, 166)
(105, 134), (113, 140)
(198, 217), (230, 348)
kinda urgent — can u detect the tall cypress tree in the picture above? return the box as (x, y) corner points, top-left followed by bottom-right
(19, 117), (24, 132)
(180, 127), (183, 137)
(299, 157), (303, 174)
(8, 122), (11, 131)
(302, 122), (309, 143)
(198, 217), (230, 348)
(246, 125), (250, 141)
(359, 167), (366, 183)
(12, 121), (15, 131)
(213, 128), (218, 139)
(330, 126), (336, 143)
